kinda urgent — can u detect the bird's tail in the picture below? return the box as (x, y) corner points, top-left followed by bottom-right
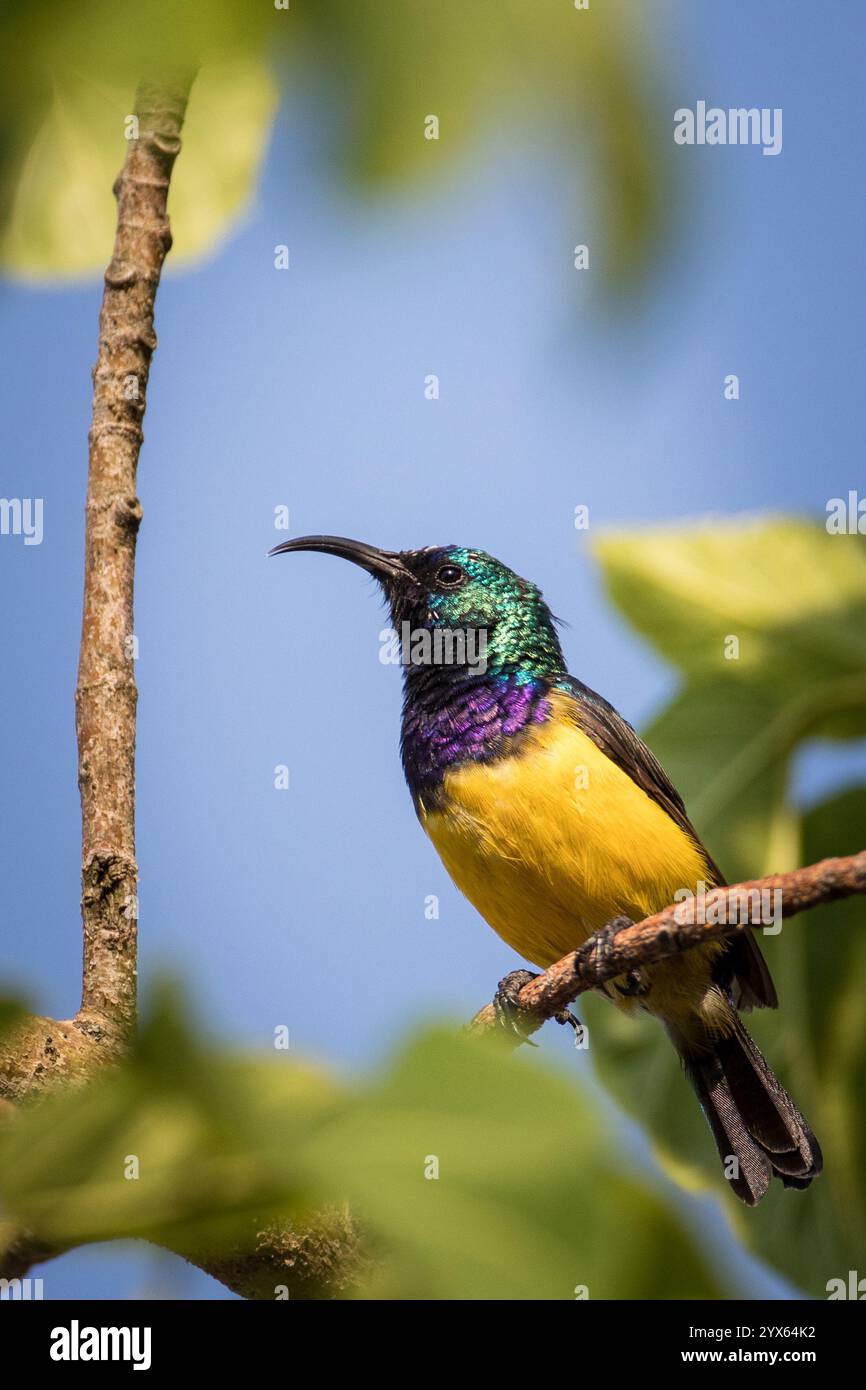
(674, 1013), (822, 1205)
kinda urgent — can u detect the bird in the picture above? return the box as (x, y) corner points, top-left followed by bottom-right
(270, 535), (822, 1205)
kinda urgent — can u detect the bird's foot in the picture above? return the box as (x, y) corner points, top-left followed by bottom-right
(493, 969), (541, 1046)
(589, 915), (633, 968)
(590, 916), (649, 999)
(494, 970), (585, 1047)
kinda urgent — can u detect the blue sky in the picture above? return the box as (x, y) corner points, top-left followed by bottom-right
(1, 0), (863, 1297)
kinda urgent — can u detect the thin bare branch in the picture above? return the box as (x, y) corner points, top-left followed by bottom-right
(77, 77), (191, 1042)
(468, 850), (866, 1040)
(0, 75), (368, 1300)
(0, 78), (192, 1103)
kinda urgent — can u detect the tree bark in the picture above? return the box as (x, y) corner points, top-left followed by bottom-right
(77, 78), (191, 1042)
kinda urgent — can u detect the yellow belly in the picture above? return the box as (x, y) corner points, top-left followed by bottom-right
(420, 695), (723, 1026)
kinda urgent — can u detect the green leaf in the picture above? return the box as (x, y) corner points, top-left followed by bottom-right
(305, 0), (672, 286)
(1, 0), (670, 288)
(0, 56), (276, 281)
(0, 989), (343, 1250)
(593, 518), (866, 740)
(642, 677), (801, 883)
(302, 1027), (725, 1299)
(0, 999), (724, 1298)
(168, 58), (278, 272)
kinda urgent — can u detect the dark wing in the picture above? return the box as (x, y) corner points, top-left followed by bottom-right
(559, 676), (777, 1011)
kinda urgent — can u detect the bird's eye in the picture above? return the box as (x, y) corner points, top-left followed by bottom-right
(435, 563), (465, 588)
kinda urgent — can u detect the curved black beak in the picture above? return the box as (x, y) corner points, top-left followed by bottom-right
(268, 534), (414, 584)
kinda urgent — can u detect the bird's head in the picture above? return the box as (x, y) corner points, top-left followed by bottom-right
(269, 535), (566, 680)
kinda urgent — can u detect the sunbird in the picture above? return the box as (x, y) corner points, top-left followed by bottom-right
(271, 537), (822, 1204)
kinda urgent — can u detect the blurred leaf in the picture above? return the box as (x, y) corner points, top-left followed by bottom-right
(0, 0), (672, 288)
(307, 0), (671, 286)
(594, 518), (866, 739)
(169, 58), (278, 271)
(0, 0), (269, 91)
(592, 518), (866, 881)
(0, 998), (28, 1041)
(0, 56), (276, 280)
(302, 1027), (723, 1299)
(642, 678), (802, 883)
(0, 998), (724, 1298)
(0, 987), (344, 1249)
(587, 514), (866, 1296)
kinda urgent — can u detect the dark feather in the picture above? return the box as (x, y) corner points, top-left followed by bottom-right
(678, 1015), (822, 1205)
(559, 676), (777, 1010)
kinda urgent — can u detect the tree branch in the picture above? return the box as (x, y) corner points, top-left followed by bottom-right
(167, 1205), (371, 1301)
(0, 78), (191, 1101)
(468, 850), (866, 1041)
(0, 74), (367, 1300)
(76, 77), (191, 1043)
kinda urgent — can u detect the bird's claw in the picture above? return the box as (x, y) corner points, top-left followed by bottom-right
(493, 969), (541, 1046)
(590, 915), (649, 999)
(590, 915), (633, 966)
(554, 1005), (587, 1048)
